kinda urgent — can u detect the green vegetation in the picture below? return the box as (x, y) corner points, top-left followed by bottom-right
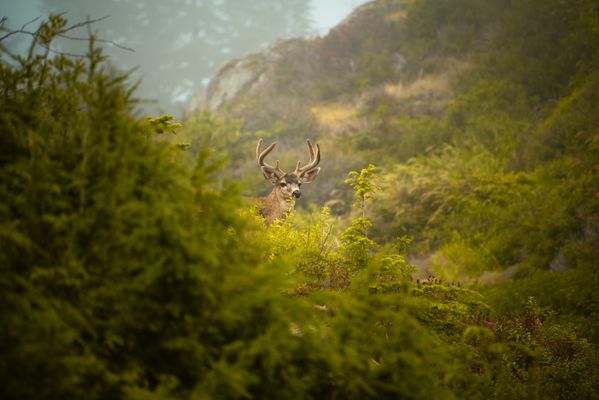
(2, 1), (599, 398)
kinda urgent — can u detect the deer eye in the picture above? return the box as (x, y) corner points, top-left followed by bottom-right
(280, 182), (287, 187)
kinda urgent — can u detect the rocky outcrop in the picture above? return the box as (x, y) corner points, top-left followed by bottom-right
(199, 58), (263, 111)
(187, 47), (282, 114)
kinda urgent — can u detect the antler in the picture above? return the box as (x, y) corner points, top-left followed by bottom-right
(256, 139), (285, 175)
(294, 139), (321, 176)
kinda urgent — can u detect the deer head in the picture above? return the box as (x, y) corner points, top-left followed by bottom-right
(254, 139), (321, 224)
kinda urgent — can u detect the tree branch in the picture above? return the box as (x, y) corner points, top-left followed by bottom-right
(58, 33), (134, 52)
(0, 14), (134, 53)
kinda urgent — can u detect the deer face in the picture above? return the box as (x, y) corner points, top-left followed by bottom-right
(264, 169), (320, 200)
(257, 139), (321, 202)
(276, 174), (302, 200)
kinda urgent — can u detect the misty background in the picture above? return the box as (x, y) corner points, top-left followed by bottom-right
(1, 0), (369, 116)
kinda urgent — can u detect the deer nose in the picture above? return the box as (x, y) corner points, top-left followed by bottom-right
(292, 190), (301, 198)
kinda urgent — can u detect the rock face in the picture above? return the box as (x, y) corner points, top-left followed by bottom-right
(188, 46), (284, 114)
(202, 59), (263, 111)
(186, 37), (307, 115)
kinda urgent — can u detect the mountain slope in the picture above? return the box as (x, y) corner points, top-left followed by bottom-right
(184, 0), (599, 285)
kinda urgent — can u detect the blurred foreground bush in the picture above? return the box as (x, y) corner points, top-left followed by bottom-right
(0, 15), (451, 400)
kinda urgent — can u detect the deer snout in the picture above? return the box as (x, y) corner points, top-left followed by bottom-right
(292, 190), (301, 198)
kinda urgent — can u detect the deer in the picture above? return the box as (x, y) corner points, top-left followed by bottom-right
(253, 138), (321, 225)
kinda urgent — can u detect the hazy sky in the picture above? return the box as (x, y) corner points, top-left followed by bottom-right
(311, 0), (370, 34)
(1, 0), (370, 35)
(0, 0), (371, 114)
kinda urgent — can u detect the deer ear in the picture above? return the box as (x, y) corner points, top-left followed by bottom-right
(300, 167), (320, 183)
(261, 166), (284, 184)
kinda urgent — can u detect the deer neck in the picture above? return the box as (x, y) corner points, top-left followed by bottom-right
(264, 188), (294, 224)
(271, 187), (294, 214)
